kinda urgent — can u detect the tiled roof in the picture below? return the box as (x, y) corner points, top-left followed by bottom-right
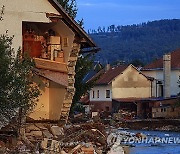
(142, 48), (180, 70)
(34, 68), (68, 87)
(95, 65), (128, 85)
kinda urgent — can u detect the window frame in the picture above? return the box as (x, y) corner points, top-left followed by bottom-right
(97, 90), (100, 98)
(106, 90), (111, 98)
(92, 90), (95, 98)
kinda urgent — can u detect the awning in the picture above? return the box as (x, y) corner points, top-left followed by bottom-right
(113, 98), (143, 103)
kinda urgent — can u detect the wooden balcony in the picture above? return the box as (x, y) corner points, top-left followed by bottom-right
(34, 58), (68, 73)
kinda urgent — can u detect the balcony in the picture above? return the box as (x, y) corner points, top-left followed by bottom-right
(34, 58), (68, 73)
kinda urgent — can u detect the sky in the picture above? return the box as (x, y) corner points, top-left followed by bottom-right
(76, 0), (180, 31)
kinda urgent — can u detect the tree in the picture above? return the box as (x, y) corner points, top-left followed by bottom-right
(57, 0), (77, 19)
(73, 55), (96, 99)
(57, 0), (100, 113)
(0, 34), (40, 126)
(70, 54), (101, 113)
(130, 59), (145, 67)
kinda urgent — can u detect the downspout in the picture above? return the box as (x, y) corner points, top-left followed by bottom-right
(151, 80), (153, 97)
(156, 80), (158, 97)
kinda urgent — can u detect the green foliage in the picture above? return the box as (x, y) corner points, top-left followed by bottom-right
(130, 59), (145, 67)
(71, 54), (100, 113)
(0, 34), (40, 121)
(77, 18), (84, 28)
(57, 0), (98, 113)
(57, 0), (77, 19)
(72, 103), (85, 114)
(73, 54), (96, 103)
(90, 19), (180, 65)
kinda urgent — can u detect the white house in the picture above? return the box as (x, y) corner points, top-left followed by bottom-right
(89, 64), (154, 112)
(141, 49), (180, 97)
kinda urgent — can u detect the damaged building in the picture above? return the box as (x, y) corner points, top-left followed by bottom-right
(0, 0), (97, 122)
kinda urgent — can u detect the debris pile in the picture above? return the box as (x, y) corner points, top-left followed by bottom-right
(156, 125), (180, 132)
(0, 122), (108, 153)
(113, 110), (136, 120)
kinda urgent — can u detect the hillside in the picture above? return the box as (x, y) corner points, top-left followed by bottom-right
(89, 19), (180, 65)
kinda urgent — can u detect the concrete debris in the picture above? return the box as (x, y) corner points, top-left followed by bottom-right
(35, 123), (48, 130)
(41, 138), (60, 152)
(50, 126), (64, 137)
(43, 130), (53, 139)
(81, 145), (95, 154)
(113, 109), (136, 120)
(27, 130), (43, 138)
(25, 124), (40, 133)
(1, 117), (180, 154)
(1, 122), (108, 153)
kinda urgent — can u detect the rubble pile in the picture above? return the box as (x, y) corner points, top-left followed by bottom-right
(0, 122), (108, 153)
(113, 110), (136, 120)
(156, 125), (180, 132)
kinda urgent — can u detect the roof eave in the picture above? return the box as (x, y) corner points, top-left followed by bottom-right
(49, 0), (96, 48)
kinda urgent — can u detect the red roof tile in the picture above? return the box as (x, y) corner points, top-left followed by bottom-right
(142, 48), (180, 70)
(95, 65), (128, 85)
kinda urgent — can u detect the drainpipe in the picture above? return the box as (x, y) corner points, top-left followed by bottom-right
(156, 80), (158, 97)
(151, 80), (153, 97)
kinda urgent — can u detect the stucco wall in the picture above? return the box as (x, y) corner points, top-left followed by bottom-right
(0, 0), (59, 51)
(29, 76), (66, 120)
(112, 65), (152, 98)
(0, 0), (74, 59)
(29, 76), (50, 120)
(142, 70), (180, 96)
(49, 81), (66, 120)
(90, 85), (112, 102)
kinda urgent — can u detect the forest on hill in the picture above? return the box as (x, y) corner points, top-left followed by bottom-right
(89, 19), (180, 65)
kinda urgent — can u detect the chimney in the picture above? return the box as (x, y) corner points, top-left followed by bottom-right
(105, 63), (110, 71)
(163, 53), (171, 98)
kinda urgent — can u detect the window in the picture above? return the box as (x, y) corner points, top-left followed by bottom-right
(106, 90), (110, 98)
(92, 90), (95, 98)
(97, 90), (100, 98)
